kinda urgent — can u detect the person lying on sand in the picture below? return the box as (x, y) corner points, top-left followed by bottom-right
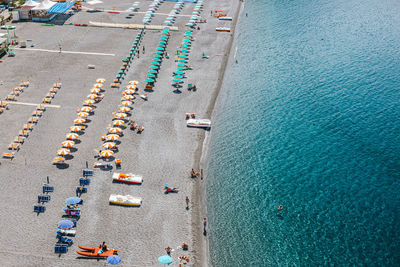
(165, 246), (172, 255)
(190, 169), (200, 178)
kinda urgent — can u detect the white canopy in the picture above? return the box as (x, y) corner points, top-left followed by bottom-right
(32, 0), (56, 10)
(23, 0), (39, 6)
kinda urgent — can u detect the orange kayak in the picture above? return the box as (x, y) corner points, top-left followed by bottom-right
(76, 245), (118, 257)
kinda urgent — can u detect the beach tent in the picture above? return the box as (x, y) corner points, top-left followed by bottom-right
(32, 0), (56, 11)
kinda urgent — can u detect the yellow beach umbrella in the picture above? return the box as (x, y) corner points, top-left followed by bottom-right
(66, 133), (79, 140)
(113, 113), (127, 119)
(125, 85), (136, 90)
(119, 107), (131, 112)
(120, 101), (132, 106)
(102, 142), (116, 149)
(74, 118), (86, 124)
(62, 140), (75, 148)
(77, 112), (89, 118)
(122, 95), (134, 100)
(128, 80), (138, 85)
(87, 94), (98, 99)
(108, 127), (122, 134)
(90, 88), (100, 94)
(106, 134), (120, 141)
(101, 150), (114, 158)
(123, 89), (135, 95)
(57, 148), (71, 156)
(96, 78), (106, 83)
(93, 83), (104, 88)
(81, 107), (94, 112)
(83, 99), (96, 105)
(70, 125), (84, 132)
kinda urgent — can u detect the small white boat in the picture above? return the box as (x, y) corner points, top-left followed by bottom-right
(187, 119), (211, 128)
(109, 194), (142, 207)
(112, 173), (143, 184)
(140, 94), (148, 100)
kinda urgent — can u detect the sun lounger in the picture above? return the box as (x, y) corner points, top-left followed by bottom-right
(6, 94), (16, 101)
(56, 233), (73, 246)
(111, 83), (120, 88)
(76, 186), (87, 195)
(23, 123), (33, 130)
(186, 119), (211, 128)
(79, 177), (91, 186)
(3, 152), (14, 159)
(21, 81), (30, 87)
(109, 194), (142, 206)
(0, 101), (8, 108)
(0, 107), (3, 114)
(83, 169), (93, 177)
(112, 173), (143, 184)
(53, 83), (62, 88)
(13, 136), (25, 143)
(50, 87), (58, 93)
(42, 97), (52, 104)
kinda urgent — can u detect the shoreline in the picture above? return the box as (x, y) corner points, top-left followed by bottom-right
(191, 0), (244, 266)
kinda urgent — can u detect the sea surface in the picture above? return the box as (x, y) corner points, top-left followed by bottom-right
(206, 0), (400, 266)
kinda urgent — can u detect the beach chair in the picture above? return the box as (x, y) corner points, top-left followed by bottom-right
(37, 104), (46, 111)
(0, 107), (3, 114)
(34, 205), (46, 213)
(83, 169), (93, 177)
(3, 152), (15, 159)
(19, 130), (29, 137)
(28, 117), (39, 123)
(42, 97), (51, 104)
(53, 83), (62, 88)
(21, 81), (30, 87)
(202, 53), (209, 59)
(8, 142), (20, 151)
(145, 85), (153, 91)
(0, 101), (8, 109)
(79, 178), (91, 186)
(50, 87), (58, 93)
(12, 90), (20, 96)
(6, 94), (16, 101)
(23, 123), (33, 131)
(32, 110), (43, 117)
(76, 186), (87, 196)
(43, 184), (54, 193)
(56, 233), (73, 245)
(14, 136), (25, 144)
(54, 244), (68, 253)
(115, 159), (121, 169)
(38, 194), (51, 203)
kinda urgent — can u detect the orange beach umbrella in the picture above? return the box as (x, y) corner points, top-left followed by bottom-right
(120, 101), (132, 106)
(62, 140), (75, 148)
(70, 125), (84, 132)
(105, 134), (120, 141)
(102, 142), (116, 149)
(100, 150), (114, 157)
(57, 148), (70, 156)
(74, 118), (86, 124)
(113, 113), (127, 119)
(96, 78), (106, 83)
(112, 120), (125, 126)
(66, 133), (79, 140)
(108, 127), (122, 134)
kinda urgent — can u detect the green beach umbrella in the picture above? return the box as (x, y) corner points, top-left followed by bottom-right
(147, 74), (156, 78)
(158, 43), (166, 47)
(145, 78), (155, 82)
(156, 51), (164, 55)
(154, 54), (162, 58)
(183, 42), (191, 46)
(159, 41), (167, 44)
(177, 62), (185, 66)
(148, 70), (158, 74)
(178, 59), (186, 63)
(150, 65), (159, 69)
(177, 66), (185, 70)
(161, 34), (169, 38)
(156, 47), (164, 51)
(160, 37), (168, 41)
(152, 61), (160, 65)
(180, 52), (189, 55)
(175, 70), (184, 74)
(153, 58), (162, 62)
(117, 74), (123, 78)
(118, 70), (125, 74)
(174, 75), (183, 79)
(173, 78), (182, 83)
(179, 55), (188, 58)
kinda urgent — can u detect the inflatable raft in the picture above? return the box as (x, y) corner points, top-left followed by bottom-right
(186, 119), (211, 128)
(76, 245), (118, 257)
(109, 194), (142, 206)
(112, 173), (143, 184)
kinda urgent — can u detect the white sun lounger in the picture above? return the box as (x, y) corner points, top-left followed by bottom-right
(112, 173), (143, 184)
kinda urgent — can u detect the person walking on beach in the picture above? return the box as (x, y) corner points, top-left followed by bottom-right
(143, 46), (145, 54)
(203, 218), (207, 234)
(165, 246), (172, 255)
(185, 196), (190, 210)
(59, 44), (62, 53)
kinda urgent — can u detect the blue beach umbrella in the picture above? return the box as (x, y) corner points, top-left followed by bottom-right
(158, 255), (172, 265)
(154, 54), (162, 58)
(156, 47), (164, 51)
(66, 197), (81, 204)
(156, 51), (164, 55)
(153, 58), (162, 62)
(147, 74), (156, 78)
(152, 61), (160, 65)
(177, 62), (185, 66)
(178, 59), (186, 63)
(179, 55), (188, 58)
(161, 35), (169, 38)
(148, 70), (158, 74)
(145, 78), (155, 82)
(174, 75), (183, 79)
(160, 37), (168, 41)
(150, 65), (159, 69)
(173, 78), (182, 83)
(177, 66), (185, 70)
(107, 255), (121, 265)
(159, 41), (167, 44)
(57, 220), (74, 229)
(175, 70), (184, 74)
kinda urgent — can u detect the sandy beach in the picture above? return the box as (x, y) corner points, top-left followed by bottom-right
(0, 0), (240, 265)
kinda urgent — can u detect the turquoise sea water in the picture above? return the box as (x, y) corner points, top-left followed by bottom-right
(206, 0), (400, 266)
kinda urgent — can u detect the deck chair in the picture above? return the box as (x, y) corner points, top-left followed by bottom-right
(56, 233), (73, 246)
(19, 130), (29, 137)
(28, 117), (39, 123)
(3, 152), (14, 159)
(53, 83), (62, 88)
(8, 143), (20, 150)
(37, 104), (46, 111)
(54, 244), (68, 253)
